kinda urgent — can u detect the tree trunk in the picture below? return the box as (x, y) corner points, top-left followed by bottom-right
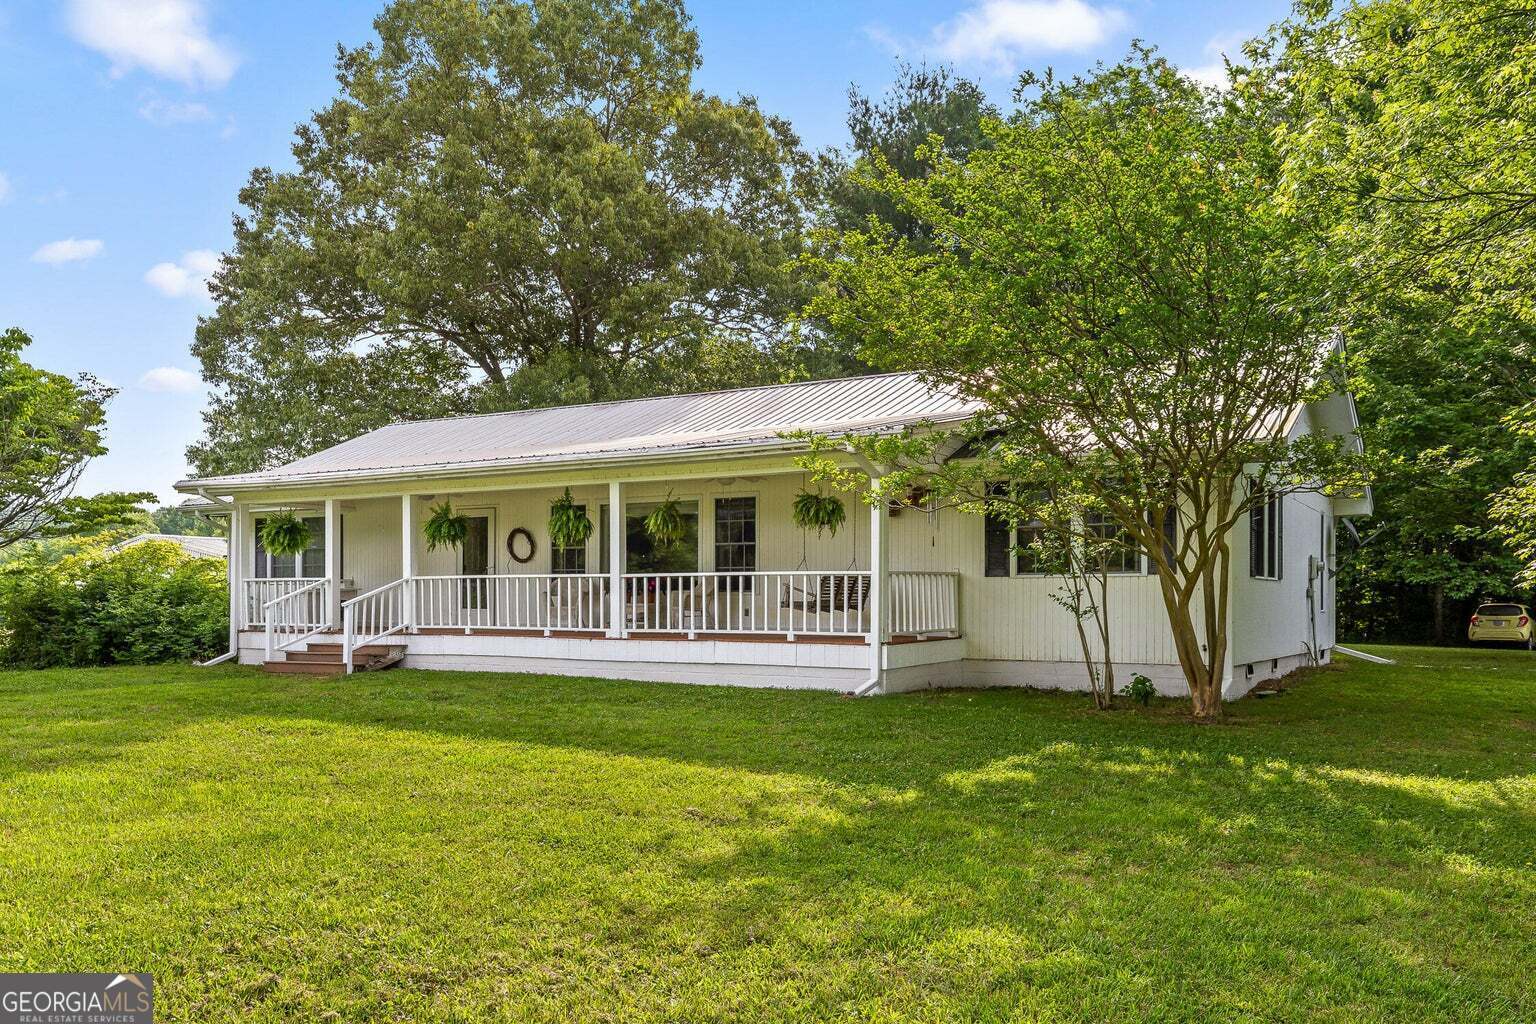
(1431, 583), (1446, 644)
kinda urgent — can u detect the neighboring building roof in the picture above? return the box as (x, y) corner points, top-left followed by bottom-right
(177, 372), (982, 492)
(108, 533), (229, 559)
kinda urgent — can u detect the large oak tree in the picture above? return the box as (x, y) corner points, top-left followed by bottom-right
(192, 0), (813, 474)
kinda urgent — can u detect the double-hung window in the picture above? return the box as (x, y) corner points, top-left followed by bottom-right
(1249, 486), (1283, 580)
(984, 484), (1058, 577)
(1084, 507), (1141, 574)
(714, 497), (756, 590)
(253, 516), (325, 578)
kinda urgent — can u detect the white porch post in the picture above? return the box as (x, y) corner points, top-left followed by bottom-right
(607, 480), (624, 638)
(324, 498), (342, 628)
(865, 481), (887, 694)
(401, 494), (416, 631)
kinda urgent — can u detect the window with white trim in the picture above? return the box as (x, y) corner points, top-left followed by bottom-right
(1249, 487), (1283, 580)
(252, 516), (325, 578)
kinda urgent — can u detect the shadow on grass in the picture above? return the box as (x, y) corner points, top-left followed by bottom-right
(0, 649), (1532, 1020)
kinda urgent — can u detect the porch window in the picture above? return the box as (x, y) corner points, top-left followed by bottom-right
(714, 497), (756, 590)
(1249, 486), (1283, 580)
(551, 504), (587, 574)
(252, 516), (325, 578)
(624, 500), (699, 574)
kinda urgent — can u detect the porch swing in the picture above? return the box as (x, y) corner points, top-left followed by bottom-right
(780, 480), (872, 626)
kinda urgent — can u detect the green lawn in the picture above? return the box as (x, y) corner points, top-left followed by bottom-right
(0, 648), (1531, 1022)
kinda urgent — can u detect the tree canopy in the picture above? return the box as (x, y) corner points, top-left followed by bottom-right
(1275, 0), (1536, 620)
(192, 0), (816, 475)
(0, 328), (150, 552)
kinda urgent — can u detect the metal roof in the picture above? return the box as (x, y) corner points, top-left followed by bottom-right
(108, 533), (229, 559)
(178, 372), (982, 492)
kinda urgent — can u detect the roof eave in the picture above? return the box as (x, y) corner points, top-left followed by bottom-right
(174, 418), (973, 496)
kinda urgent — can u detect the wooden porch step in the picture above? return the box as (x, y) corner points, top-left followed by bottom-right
(262, 643), (406, 675)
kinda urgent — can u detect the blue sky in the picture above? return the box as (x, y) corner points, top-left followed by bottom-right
(0, 0), (1291, 504)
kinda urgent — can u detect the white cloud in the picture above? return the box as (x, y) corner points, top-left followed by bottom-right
(138, 365), (203, 393)
(144, 248), (219, 298)
(32, 237), (104, 264)
(137, 95), (213, 125)
(0, 172), (11, 205)
(933, 0), (1128, 69)
(1184, 35), (1248, 90)
(67, 0), (238, 88)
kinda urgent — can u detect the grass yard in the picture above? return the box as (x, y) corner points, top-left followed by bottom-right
(0, 648), (1532, 1022)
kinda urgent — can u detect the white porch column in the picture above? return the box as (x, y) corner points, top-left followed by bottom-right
(867, 481), (887, 691)
(324, 498), (342, 628)
(607, 480), (624, 638)
(401, 494), (416, 630)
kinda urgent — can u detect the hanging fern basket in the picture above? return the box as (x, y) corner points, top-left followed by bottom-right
(423, 500), (470, 552)
(643, 492), (687, 548)
(792, 490), (846, 537)
(259, 511), (311, 557)
(548, 487), (594, 550)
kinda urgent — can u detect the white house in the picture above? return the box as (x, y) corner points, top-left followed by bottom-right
(176, 371), (1369, 697)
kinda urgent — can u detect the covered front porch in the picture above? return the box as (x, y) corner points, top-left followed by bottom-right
(231, 470), (963, 691)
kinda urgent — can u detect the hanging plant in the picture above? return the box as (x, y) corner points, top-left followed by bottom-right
(259, 510), (310, 557)
(792, 489), (846, 537)
(643, 491), (687, 548)
(423, 500), (469, 551)
(548, 487), (593, 550)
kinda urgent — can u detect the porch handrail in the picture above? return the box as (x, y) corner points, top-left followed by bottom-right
(621, 570), (873, 638)
(245, 577), (326, 627)
(341, 578), (410, 672)
(411, 574), (609, 633)
(263, 578), (331, 660)
(889, 570), (961, 636)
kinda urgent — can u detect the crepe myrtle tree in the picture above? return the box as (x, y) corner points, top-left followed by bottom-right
(800, 50), (1369, 720)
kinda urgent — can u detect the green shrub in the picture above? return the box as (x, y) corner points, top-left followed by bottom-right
(0, 540), (227, 668)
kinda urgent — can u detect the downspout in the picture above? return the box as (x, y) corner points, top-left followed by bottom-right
(854, 473), (886, 696)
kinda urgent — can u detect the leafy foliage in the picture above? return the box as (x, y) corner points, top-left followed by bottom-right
(423, 502), (469, 552)
(191, 0), (815, 475)
(790, 490), (846, 538)
(548, 488), (593, 550)
(0, 327), (151, 550)
(802, 49), (1369, 717)
(1277, 0), (1536, 613)
(0, 540), (227, 667)
(150, 505), (225, 538)
(642, 492), (687, 548)
(258, 511), (311, 557)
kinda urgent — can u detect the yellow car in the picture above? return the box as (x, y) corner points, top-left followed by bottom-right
(1468, 603), (1534, 648)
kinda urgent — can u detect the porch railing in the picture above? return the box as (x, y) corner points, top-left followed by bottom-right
(263, 579), (331, 659)
(341, 578), (409, 671)
(245, 578), (325, 627)
(412, 574), (610, 632)
(319, 567), (960, 673)
(623, 571), (872, 638)
(889, 570), (961, 637)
